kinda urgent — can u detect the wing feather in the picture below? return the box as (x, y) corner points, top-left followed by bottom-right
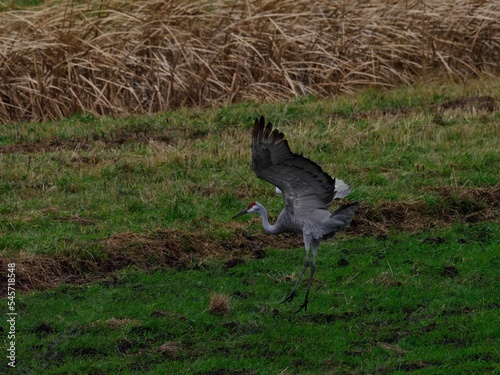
(251, 116), (351, 215)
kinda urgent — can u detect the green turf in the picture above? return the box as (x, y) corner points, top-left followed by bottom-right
(4, 224), (500, 374)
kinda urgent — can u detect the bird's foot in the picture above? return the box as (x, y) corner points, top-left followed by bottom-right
(280, 291), (296, 304)
(294, 299), (308, 314)
(294, 291), (310, 314)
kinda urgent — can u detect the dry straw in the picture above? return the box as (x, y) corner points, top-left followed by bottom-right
(209, 292), (230, 315)
(0, 0), (498, 123)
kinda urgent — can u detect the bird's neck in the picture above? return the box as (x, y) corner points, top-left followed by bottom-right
(258, 206), (281, 235)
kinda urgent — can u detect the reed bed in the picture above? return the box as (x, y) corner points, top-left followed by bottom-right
(0, 0), (498, 123)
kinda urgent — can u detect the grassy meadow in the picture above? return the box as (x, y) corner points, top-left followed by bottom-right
(1, 78), (499, 374)
(1, 0), (500, 373)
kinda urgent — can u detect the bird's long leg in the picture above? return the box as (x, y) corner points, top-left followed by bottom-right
(281, 234), (311, 304)
(295, 239), (319, 313)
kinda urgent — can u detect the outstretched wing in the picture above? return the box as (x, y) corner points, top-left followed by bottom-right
(251, 116), (351, 216)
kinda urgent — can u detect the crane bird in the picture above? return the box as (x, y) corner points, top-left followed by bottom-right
(233, 116), (358, 313)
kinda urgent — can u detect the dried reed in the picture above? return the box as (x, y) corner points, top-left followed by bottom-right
(0, 0), (498, 123)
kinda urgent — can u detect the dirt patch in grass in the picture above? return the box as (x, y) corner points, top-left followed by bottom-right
(433, 96), (499, 113)
(431, 96), (499, 125)
(0, 229), (302, 294)
(105, 229), (303, 270)
(330, 95), (499, 123)
(0, 127), (176, 154)
(353, 184), (499, 235)
(0, 185), (497, 293)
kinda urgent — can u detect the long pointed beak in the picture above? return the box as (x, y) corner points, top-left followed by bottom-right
(232, 209), (249, 220)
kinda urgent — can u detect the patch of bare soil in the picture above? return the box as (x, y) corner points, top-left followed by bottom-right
(433, 96), (498, 113)
(0, 185), (497, 293)
(0, 229), (302, 294)
(330, 95), (499, 123)
(0, 126), (193, 154)
(431, 96), (499, 125)
(330, 106), (413, 122)
(353, 184), (499, 235)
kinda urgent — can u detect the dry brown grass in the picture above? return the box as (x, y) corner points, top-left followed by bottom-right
(156, 341), (183, 357)
(90, 317), (141, 329)
(209, 292), (230, 315)
(1, 0), (498, 123)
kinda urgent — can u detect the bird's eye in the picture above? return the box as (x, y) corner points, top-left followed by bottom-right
(249, 202), (256, 208)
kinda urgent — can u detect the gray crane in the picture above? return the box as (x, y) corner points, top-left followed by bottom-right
(233, 116), (358, 313)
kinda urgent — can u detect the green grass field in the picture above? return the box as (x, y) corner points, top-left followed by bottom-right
(7, 225), (500, 374)
(1, 79), (499, 373)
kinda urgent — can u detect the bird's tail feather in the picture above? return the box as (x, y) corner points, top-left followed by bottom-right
(318, 202), (358, 241)
(330, 202), (359, 226)
(334, 178), (352, 199)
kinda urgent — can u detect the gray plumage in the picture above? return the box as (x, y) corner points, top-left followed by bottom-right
(233, 116), (358, 312)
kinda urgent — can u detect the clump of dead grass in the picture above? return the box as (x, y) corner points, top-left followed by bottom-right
(90, 317), (141, 329)
(209, 292), (231, 316)
(0, 0), (498, 123)
(157, 341), (183, 357)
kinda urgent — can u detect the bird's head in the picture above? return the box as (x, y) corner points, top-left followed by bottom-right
(232, 202), (263, 219)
